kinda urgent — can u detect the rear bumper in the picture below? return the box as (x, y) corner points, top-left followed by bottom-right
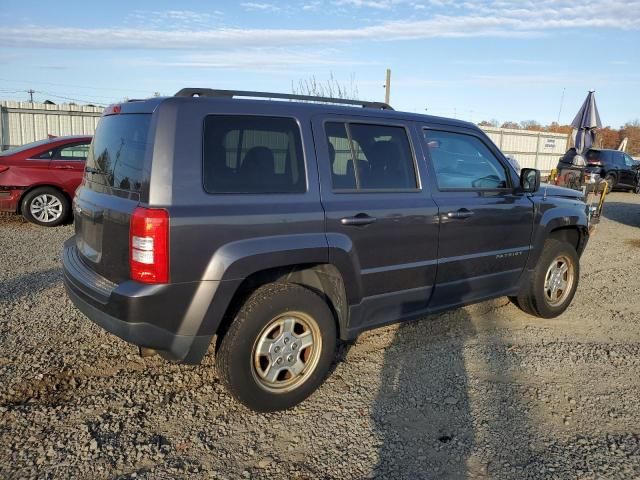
(0, 188), (23, 213)
(62, 238), (213, 364)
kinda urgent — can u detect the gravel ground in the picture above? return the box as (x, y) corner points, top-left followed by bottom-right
(1, 192), (640, 479)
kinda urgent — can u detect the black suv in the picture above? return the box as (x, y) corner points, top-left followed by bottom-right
(63, 89), (591, 412)
(559, 147), (640, 192)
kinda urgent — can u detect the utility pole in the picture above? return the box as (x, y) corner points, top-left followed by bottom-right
(27, 89), (35, 103)
(384, 68), (391, 105)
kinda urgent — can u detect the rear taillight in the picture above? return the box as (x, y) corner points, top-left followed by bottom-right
(129, 207), (169, 284)
(103, 104), (122, 116)
(587, 161), (602, 166)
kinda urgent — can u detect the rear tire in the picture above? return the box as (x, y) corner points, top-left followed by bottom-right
(21, 187), (70, 227)
(515, 239), (579, 318)
(216, 283), (337, 412)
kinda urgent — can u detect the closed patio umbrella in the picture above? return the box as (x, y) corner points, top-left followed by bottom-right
(570, 91), (602, 165)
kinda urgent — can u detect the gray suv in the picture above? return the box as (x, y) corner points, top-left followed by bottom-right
(63, 89), (591, 412)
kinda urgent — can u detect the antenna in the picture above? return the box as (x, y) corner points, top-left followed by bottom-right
(557, 87), (565, 123)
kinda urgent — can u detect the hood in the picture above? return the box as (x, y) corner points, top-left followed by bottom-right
(534, 183), (584, 200)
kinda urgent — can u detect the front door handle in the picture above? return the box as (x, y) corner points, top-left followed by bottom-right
(445, 209), (474, 220)
(340, 214), (377, 226)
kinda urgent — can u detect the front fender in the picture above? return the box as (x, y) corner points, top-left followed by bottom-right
(526, 199), (589, 270)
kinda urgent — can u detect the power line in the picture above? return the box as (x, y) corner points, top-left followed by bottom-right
(0, 87), (109, 106)
(0, 77), (155, 95)
(36, 91), (108, 106)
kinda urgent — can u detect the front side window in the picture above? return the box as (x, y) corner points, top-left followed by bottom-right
(52, 143), (90, 161)
(624, 154), (636, 167)
(203, 116), (305, 194)
(325, 122), (418, 191)
(424, 130), (508, 190)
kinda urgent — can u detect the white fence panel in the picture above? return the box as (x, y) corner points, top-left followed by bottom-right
(480, 126), (569, 173)
(0, 101), (103, 150)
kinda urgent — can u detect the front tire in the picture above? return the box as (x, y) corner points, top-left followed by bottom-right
(21, 187), (70, 227)
(515, 239), (579, 318)
(216, 283), (337, 412)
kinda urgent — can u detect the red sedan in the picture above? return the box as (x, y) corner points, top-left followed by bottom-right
(0, 135), (92, 226)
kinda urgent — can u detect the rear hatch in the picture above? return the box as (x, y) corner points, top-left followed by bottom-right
(584, 149), (605, 171)
(74, 111), (152, 283)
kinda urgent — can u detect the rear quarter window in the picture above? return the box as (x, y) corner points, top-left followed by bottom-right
(203, 115), (306, 194)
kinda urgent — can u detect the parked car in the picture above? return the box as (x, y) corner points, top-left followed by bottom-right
(63, 90), (591, 412)
(0, 135), (92, 226)
(557, 147), (640, 193)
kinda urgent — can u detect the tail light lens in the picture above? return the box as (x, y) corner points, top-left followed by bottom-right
(587, 161), (602, 166)
(129, 207), (169, 284)
(103, 104), (122, 116)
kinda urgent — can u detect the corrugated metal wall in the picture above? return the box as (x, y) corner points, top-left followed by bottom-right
(0, 101), (103, 150)
(480, 126), (568, 173)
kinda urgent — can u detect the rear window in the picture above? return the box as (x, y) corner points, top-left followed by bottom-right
(203, 115), (305, 194)
(585, 150), (603, 162)
(86, 114), (151, 192)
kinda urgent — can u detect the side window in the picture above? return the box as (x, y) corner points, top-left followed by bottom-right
(34, 150), (53, 160)
(324, 122), (418, 191)
(52, 143), (90, 161)
(203, 116), (306, 194)
(623, 154), (635, 167)
(325, 122), (356, 189)
(424, 130), (508, 190)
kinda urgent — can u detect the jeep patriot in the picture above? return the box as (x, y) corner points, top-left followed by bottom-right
(63, 89), (591, 411)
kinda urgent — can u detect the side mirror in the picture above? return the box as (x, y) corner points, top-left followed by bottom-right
(520, 168), (541, 193)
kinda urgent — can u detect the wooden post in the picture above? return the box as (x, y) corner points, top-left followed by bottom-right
(0, 105), (4, 150)
(384, 68), (391, 105)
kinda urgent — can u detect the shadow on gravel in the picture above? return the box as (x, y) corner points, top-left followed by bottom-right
(370, 298), (543, 479)
(0, 268), (62, 304)
(602, 201), (640, 228)
(371, 308), (477, 479)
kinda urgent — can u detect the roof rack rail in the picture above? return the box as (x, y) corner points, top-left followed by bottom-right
(174, 88), (393, 110)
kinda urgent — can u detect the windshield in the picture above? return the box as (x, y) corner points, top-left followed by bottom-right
(0, 138), (54, 156)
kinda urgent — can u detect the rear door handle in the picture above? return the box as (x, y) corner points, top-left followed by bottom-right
(445, 209), (474, 220)
(340, 214), (377, 226)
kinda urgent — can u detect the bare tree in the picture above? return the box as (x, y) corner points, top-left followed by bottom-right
(520, 120), (543, 131)
(291, 73), (359, 100)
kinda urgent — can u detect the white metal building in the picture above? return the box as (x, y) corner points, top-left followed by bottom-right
(0, 101), (102, 151)
(479, 126), (568, 173)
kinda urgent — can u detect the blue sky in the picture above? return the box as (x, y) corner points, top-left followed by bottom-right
(0, 0), (639, 127)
